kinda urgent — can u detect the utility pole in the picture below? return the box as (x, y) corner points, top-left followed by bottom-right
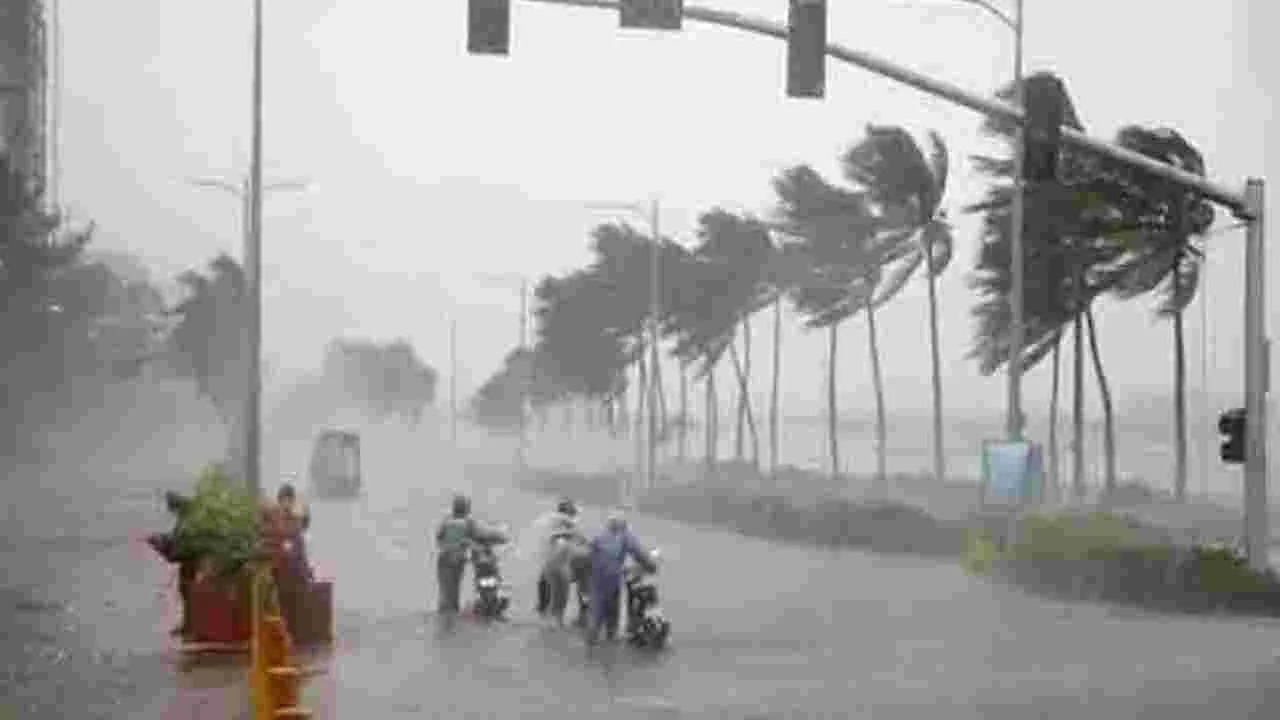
(246, 0), (265, 499)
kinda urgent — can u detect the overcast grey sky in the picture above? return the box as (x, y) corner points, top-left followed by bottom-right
(57, 0), (1276, 417)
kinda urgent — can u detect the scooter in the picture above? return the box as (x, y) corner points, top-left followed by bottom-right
(469, 542), (512, 621)
(623, 548), (670, 650)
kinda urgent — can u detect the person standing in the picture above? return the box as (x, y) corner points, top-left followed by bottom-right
(534, 498), (579, 616)
(435, 494), (478, 614)
(587, 509), (654, 643)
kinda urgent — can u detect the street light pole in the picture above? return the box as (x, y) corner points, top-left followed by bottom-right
(1005, 0), (1027, 442)
(246, 0), (265, 499)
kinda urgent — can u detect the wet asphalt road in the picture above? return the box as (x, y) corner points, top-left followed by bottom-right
(5, 421), (1280, 719)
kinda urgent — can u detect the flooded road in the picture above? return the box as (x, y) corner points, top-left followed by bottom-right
(4, 421), (1280, 718)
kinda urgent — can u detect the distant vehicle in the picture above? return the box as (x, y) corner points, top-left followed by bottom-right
(309, 430), (361, 499)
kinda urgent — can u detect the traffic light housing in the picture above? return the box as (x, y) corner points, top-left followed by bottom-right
(786, 0), (827, 99)
(1218, 407), (1246, 465)
(1021, 73), (1067, 182)
(620, 0), (683, 30)
(468, 0), (511, 56)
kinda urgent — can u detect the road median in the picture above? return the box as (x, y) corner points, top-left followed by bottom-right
(518, 462), (1280, 619)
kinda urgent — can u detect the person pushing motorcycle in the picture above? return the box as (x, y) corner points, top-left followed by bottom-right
(435, 494), (480, 614)
(587, 509), (655, 643)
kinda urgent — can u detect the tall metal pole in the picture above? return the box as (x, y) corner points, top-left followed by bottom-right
(1200, 250), (1210, 499)
(1242, 178), (1269, 572)
(1004, 0), (1026, 441)
(647, 197), (661, 496)
(245, 0), (265, 498)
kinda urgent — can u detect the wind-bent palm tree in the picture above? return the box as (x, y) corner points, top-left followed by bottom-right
(772, 165), (882, 483)
(969, 73), (1215, 499)
(967, 72), (1124, 498)
(663, 210), (772, 471)
(1095, 126), (1215, 502)
(842, 124), (955, 484)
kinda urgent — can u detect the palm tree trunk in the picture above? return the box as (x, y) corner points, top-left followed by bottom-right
(1072, 315), (1086, 502)
(827, 323), (840, 480)
(924, 248), (946, 485)
(678, 364), (689, 465)
(770, 296), (783, 480)
(728, 340), (760, 471)
(652, 350), (669, 444)
(704, 366), (719, 470)
(866, 303), (888, 493)
(1048, 331), (1063, 500)
(634, 357), (646, 481)
(1084, 308), (1117, 496)
(743, 314), (760, 468)
(1173, 289), (1189, 503)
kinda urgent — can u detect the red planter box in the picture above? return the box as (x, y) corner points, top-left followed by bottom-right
(188, 574), (252, 644)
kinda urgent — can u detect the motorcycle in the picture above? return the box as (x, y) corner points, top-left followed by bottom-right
(624, 548), (670, 649)
(469, 542), (511, 621)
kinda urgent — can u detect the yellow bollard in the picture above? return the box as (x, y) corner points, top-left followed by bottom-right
(267, 666), (302, 708)
(250, 561), (314, 720)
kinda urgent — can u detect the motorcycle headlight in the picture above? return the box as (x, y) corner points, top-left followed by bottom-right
(478, 577), (498, 588)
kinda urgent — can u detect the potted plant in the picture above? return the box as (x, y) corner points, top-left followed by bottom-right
(172, 465), (260, 644)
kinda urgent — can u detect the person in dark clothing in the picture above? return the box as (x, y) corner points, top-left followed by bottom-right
(144, 491), (195, 637)
(435, 494), (478, 614)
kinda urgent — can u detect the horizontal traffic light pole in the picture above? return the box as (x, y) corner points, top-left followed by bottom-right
(519, 0), (1253, 219)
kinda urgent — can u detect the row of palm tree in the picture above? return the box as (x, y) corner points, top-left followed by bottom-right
(479, 73), (1217, 501)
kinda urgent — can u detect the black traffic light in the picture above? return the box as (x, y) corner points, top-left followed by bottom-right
(786, 0), (827, 99)
(620, 0), (683, 30)
(1218, 407), (1246, 465)
(468, 0), (511, 56)
(1021, 72), (1067, 182)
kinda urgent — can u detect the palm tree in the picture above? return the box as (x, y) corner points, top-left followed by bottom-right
(772, 165), (882, 483)
(967, 72), (1125, 498)
(969, 73), (1214, 500)
(664, 211), (772, 471)
(1094, 126), (1215, 502)
(842, 124), (956, 484)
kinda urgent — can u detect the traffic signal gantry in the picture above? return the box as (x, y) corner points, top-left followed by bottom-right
(464, 0), (1270, 572)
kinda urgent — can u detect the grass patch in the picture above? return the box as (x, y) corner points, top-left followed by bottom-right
(966, 511), (1280, 616)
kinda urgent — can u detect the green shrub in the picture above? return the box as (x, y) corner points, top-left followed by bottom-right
(172, 465), (260, 578)
(972, 511), (1280, 616)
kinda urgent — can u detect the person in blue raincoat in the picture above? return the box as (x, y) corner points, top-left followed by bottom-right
(586, 509), (654, 643)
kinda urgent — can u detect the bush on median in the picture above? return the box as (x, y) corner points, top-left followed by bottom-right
(965, 511), (1280, 616)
